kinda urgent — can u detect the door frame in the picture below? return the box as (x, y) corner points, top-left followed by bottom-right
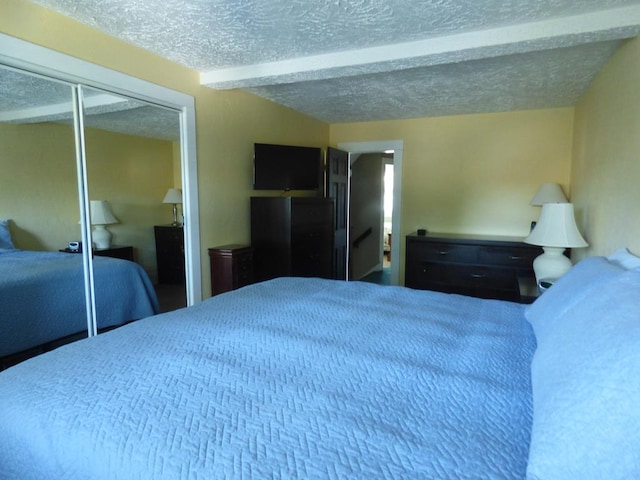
(338, 140), (403, 285)
(0, 33), (202, 305)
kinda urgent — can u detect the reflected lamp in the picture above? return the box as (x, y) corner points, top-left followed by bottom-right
(163, 188), (182, 226)
(90, 200), (118, 249)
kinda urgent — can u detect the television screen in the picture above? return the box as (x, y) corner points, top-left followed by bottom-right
(253, 143), (322, 191)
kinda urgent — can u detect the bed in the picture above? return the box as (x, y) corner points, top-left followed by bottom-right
(0, 248), (159, 358)
(0, 250), (639, 479)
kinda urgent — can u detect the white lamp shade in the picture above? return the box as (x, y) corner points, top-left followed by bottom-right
(530, 183), (568, 206)
(525, 203), (588, 248)
(90, 200), (118, 225)
(525, 203), (588, 282)
(163, 188), (182, 204)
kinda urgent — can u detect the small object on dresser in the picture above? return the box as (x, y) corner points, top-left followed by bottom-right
(417, 228), (427, 236)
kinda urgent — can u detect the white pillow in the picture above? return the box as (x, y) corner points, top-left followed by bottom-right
(607, 248), (640, 270)
(525, 256), (624, 343)
(527, 269), (640, 479)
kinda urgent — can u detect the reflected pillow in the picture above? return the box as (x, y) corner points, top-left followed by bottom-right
(0, 219), (15, 250)
(527, 269), (640, 479)
(608, 247), (640, 270)
(525, 256), (624, 343)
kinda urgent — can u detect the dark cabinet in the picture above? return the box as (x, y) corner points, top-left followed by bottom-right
(405, 232), (541, 303)
(154, 225), (185, 284)
(251, 197), (334, 282)
(209, 244), (253, 296)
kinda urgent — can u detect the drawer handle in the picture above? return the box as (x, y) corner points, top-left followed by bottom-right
(438, 251), (449, 255)
(470, 273), (486, 279)
(510, 256), (523, 260)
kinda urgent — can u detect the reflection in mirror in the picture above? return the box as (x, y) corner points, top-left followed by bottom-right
(79, 86), (186, 327)
(0, 66), (87, 369)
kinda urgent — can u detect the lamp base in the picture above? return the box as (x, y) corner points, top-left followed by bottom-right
(532, 246), (572, 282)
(93, 225), (112, 249)
(170, 203), (182, 226)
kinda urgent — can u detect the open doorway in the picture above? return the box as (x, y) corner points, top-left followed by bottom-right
(338, 140), (403, 285)
(383, 161), (394, 271)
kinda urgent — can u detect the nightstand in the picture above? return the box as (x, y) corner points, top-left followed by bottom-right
(517, 273), (539, 304)
(94, 245), (134, 261)
(209, 244), (253, 296)
(60, 245), (134, 261)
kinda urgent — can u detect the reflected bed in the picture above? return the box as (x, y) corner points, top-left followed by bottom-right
(0, 249), (159, 359)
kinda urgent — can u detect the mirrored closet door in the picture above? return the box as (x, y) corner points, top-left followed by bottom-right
(79, 85), (186, 327)
(0, 65), (88, 364)
(0, 37), (199, 367)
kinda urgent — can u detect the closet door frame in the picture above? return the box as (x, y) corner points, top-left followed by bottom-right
(0, 33), (202, 318)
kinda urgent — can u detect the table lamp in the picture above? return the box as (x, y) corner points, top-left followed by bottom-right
(524, 202), (588, 282)
(530, 183), (567, 205)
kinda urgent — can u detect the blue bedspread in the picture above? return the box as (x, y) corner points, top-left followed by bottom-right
(0, 278), (534, 479)
(0, 249), (159, 356)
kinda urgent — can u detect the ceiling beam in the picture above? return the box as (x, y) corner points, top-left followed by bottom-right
(201, 5), (640, 90)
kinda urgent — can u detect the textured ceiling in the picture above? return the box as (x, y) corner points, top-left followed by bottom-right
(0, 67), (180, 140)
(12, 0), (640, 126)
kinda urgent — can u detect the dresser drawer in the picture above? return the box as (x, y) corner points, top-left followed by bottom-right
(407, 241), (477, 264)
(233, 254), (253, 287)
(291, 248), (331, 277)
(478, 245), (538, 269)
(291, 201), (333, 226)
(406, 262), (444, 289)
(444, 264), (515, 290)
(292, 227), (332, 249)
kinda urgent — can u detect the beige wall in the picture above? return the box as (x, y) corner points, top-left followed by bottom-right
(331, 108), (574, 281)
(0, 122), (78, 251)
(571, 36), (640, 261)
(1, 0), (329, 297)
(84, 128), (175, 279)
(0, 120), (174, 280)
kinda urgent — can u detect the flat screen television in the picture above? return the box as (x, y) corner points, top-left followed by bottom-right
(253, 143), (322, 191)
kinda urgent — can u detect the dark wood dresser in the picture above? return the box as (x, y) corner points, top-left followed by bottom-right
(154, 225), (185, 284)
(251, 196), (334, 282)
(208, 244), (253, 296)
(405, 232), (541, 303)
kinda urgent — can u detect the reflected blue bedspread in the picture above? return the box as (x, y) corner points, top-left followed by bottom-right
(0, 249), (159, 356)
(0, 278), (534, 479)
